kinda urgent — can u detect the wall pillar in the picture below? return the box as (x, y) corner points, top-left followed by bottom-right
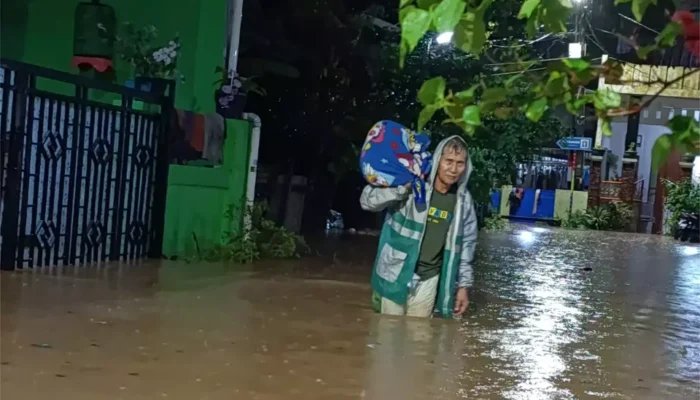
(191, 0), (228, 113)
(620, 157), (639, 232)
(680, 160), (693, 182)
(624, 96), (641, 152)
(619, 158), (638, 204)
(588, 154), (603, 208)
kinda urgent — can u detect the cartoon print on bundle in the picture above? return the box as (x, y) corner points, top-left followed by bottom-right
(359, 120), (433, 205)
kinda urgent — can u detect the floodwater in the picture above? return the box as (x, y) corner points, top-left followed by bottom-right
(1, 227), (699, 400)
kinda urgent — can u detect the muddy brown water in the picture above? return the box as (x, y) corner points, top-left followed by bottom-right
(1, 227), (699, 399)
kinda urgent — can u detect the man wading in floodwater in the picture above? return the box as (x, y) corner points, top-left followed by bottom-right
(360, 136), (477, 318)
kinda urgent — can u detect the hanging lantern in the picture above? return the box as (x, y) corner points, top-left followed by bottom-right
(72, 0), (116, 72)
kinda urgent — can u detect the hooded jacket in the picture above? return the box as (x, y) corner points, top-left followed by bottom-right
(360, 135), (477, 318)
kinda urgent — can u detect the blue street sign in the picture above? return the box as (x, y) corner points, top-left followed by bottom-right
(556, 137), (592, 151)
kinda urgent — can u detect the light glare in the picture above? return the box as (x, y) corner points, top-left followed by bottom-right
(436, 32), (453, 44)
(568, 42), (582, 59)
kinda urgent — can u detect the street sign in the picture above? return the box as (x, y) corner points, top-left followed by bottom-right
(556, 137), (592, 151)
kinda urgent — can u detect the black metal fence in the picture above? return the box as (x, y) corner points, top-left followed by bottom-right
(0, 59), (173, 270)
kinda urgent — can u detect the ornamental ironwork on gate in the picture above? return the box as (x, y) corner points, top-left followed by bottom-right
(0, 59), (172, 270)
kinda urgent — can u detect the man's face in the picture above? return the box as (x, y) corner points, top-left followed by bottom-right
(437, 149), (467, 187)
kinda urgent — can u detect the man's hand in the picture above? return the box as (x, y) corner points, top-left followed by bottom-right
(403, 175), (425, 189)
(454, 288), (469, 316)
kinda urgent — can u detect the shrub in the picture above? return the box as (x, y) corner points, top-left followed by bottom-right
(196, 202), (309, 263)
(482, 214), (507, 232)
(663, 179), (700, 235)
(561, 202), (633, 231)
(561, 210), (588, 229)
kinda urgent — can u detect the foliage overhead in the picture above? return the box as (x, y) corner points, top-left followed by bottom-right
(399, 0), (700, 169)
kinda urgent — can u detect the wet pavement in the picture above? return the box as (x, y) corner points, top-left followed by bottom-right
(1, 227), (699, 399)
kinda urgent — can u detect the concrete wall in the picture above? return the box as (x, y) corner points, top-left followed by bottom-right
(601, 97), (700, 202)
(601, 122), (627, 178)
(0, 0), (226, 113)
(637, 124), (672, 203)
(604, 123), (689, 203)
(162, 119), (251, 257)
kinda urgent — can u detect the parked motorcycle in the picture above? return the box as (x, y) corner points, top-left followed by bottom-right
(674, 212), (700, 243)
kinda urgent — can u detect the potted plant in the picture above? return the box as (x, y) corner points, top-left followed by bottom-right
(213, 66), (266, 118)
(592, 145), (606, 157)
(115, 23), (183, 96)
(681, 153), (696, 163)
(624, 141), (638, 159)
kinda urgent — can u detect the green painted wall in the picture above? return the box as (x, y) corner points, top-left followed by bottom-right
(2, 2), (255, 258)
(162, 119), (252, 258)
(0, 0), (226, 113)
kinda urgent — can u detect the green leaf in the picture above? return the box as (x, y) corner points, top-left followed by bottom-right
(668, 115), (694, 133)
(401, 0), (414, 8)
(544, 71), (568, 97)
(526, 97), (548, 121)
(525, 14), (539, 38)
(418, 105), (438, 130)
(518, 0), (541, 19)
(455, 84), (479, 100)
(479, 88), (506, 113)
(564, 93), (579, 114)
(504, 74), (521, 88)
(463, 123), (476, 135)
(601, 119), (612, 136)
(667, 115), (700, 142)
(481, 87), (507, 103)
(494, 107), (514, 119)
(432, 0), (466, 33)
(656, 21), (682, 47)
(593, 89), (622, 110)
(399, 6), (432, 64)
(399, 41), (409, 68)
(476, 0), (493, 12)
(417, 77), (446, 105)
(562, 58), (590, 72)
(574, 94), (593, 109)
(539, 0), (572, 33)
(453, 17), (483, 55)
(614, 0), (631, 4)
(631, 0), (656, 22)
(444, 103), (466, 120)
(651, 134), (673, 171)
(417, 0), (440, 9)
(462, 105), (482, 126)
(452, 0), (492, 56)
(636, 44), (656, 59)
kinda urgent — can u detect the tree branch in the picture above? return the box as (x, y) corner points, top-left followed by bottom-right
(605, 68), (700, 117)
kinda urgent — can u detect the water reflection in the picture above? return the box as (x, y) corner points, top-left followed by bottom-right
(458, 228), (699, 399)
(666, 244), (700, 392)
(515, 230), (537, 246)
(1, 229), (698, 399)
(679, 245), (699, 257)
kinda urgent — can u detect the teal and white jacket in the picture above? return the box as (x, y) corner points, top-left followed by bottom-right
(360, 135), (477, 318)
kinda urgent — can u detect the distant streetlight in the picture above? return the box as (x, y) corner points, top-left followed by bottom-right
(436, 32), (453, 44)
